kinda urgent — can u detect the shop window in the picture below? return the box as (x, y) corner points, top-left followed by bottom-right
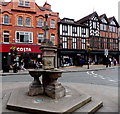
(38, 18), (44, 27)
(18, 16), (23, 26)
(4, 15), (9, 24)
(50, 19), (55, 28)
(38, 33), (44, 44)
(3, 31), (9, 43)
(51, 34), (55, 45)
(16, 31), (33, 43)
(72, 38), (77, 49)
(25, 17), (31, 26)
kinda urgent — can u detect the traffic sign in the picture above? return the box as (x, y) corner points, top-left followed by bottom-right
(104, 49), (108, 57)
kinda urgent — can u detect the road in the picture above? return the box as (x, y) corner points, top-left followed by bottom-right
(1, 66), (119, 87)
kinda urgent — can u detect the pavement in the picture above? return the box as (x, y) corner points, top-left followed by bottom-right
(0, 64), (118, 76)
(1, 64), (120, 113)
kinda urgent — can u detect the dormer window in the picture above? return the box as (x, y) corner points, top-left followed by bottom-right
(19, 0), (30, 7)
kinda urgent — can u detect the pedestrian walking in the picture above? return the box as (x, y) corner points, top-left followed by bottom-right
(108, 58), (112, 67)
(113, 58), (117, 66)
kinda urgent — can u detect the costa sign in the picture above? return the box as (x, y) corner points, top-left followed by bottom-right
(1, 44), (42, 53)
(17, 47), (32, 52)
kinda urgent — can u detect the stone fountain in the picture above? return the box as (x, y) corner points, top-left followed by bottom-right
(28, 39), (65, 99)
(6, 13), (103, 113)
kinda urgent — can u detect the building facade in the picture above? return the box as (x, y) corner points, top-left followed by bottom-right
(58, 18), (89, 66)
(58, 12), (119, 67)
(0, 0), (59, 69)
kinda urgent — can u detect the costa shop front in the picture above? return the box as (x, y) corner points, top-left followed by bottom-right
(1, 44), (42, 70)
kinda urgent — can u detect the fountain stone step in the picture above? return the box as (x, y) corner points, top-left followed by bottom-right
(7, 86), (93, 114)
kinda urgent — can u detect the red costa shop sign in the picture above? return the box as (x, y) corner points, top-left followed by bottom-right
(0, 44), (42, 53)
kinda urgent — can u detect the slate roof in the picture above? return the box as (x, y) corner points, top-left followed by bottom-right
(76, 12), (101, 24)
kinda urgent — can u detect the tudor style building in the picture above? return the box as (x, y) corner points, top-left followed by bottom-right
(58, 18), (89, 66)
(0, 0), (59, 69)
(58, 12), (119, 67)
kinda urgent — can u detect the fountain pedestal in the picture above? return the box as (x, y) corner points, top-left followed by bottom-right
(28, 70), (44, 96)
(28, 39), (65, 99)
(43, 70), (65, 99)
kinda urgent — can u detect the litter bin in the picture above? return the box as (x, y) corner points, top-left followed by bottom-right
(3, 65), (9, 73)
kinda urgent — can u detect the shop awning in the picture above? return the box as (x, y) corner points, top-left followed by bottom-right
(0, 44), (42, 53)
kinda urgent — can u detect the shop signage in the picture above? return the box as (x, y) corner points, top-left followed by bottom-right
(17, 47), (32, 52)
(1, 44), (42, 53)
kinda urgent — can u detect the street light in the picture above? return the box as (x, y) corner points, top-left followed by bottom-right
(86, 43), (92, 69)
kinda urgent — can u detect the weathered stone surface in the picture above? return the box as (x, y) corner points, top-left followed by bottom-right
(7, 86), (93, 113)
(45, 82), (65, 99)
(28, 84), (43, 96)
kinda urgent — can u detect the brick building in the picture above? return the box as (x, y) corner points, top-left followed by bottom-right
(58, 12), (119, 67)
(0, 0), (59, 69)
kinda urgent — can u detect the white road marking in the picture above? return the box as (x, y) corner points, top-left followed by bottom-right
(86, 71), (92, 75)
(86, 71), (118, 83)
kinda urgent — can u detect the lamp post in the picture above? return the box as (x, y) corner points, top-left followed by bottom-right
(86, 44), (92, 69)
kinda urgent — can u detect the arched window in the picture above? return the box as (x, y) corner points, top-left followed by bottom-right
(26, 17), (31, 26)
(4, 15), (9, 24)
(18, 16), (23, 26)
(38, 18), (43, 27)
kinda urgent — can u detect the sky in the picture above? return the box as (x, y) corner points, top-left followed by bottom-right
(5, 0), (120, 21)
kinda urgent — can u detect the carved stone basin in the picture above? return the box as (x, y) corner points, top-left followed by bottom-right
(44, 69), (62, 79)
(28, 69), (65, 98)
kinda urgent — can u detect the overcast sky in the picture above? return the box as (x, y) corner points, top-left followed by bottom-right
(5, 0), (119, 21)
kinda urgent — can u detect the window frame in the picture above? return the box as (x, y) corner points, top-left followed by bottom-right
(38, 33), (44, 44)
(51, 34), (55, 45)
(19, 0), (30, 7)
(38, 18), (44, 27)
(25, 17), (31, 26)
(16, 31), (33, 43)
(4, 15), (9, 24)
(50, 19), (55, 28)
(72, 37), (77, 49)
(62, 37), (68, 49)
(18, 16), (23, 26)
(3, 31), (9, 43)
